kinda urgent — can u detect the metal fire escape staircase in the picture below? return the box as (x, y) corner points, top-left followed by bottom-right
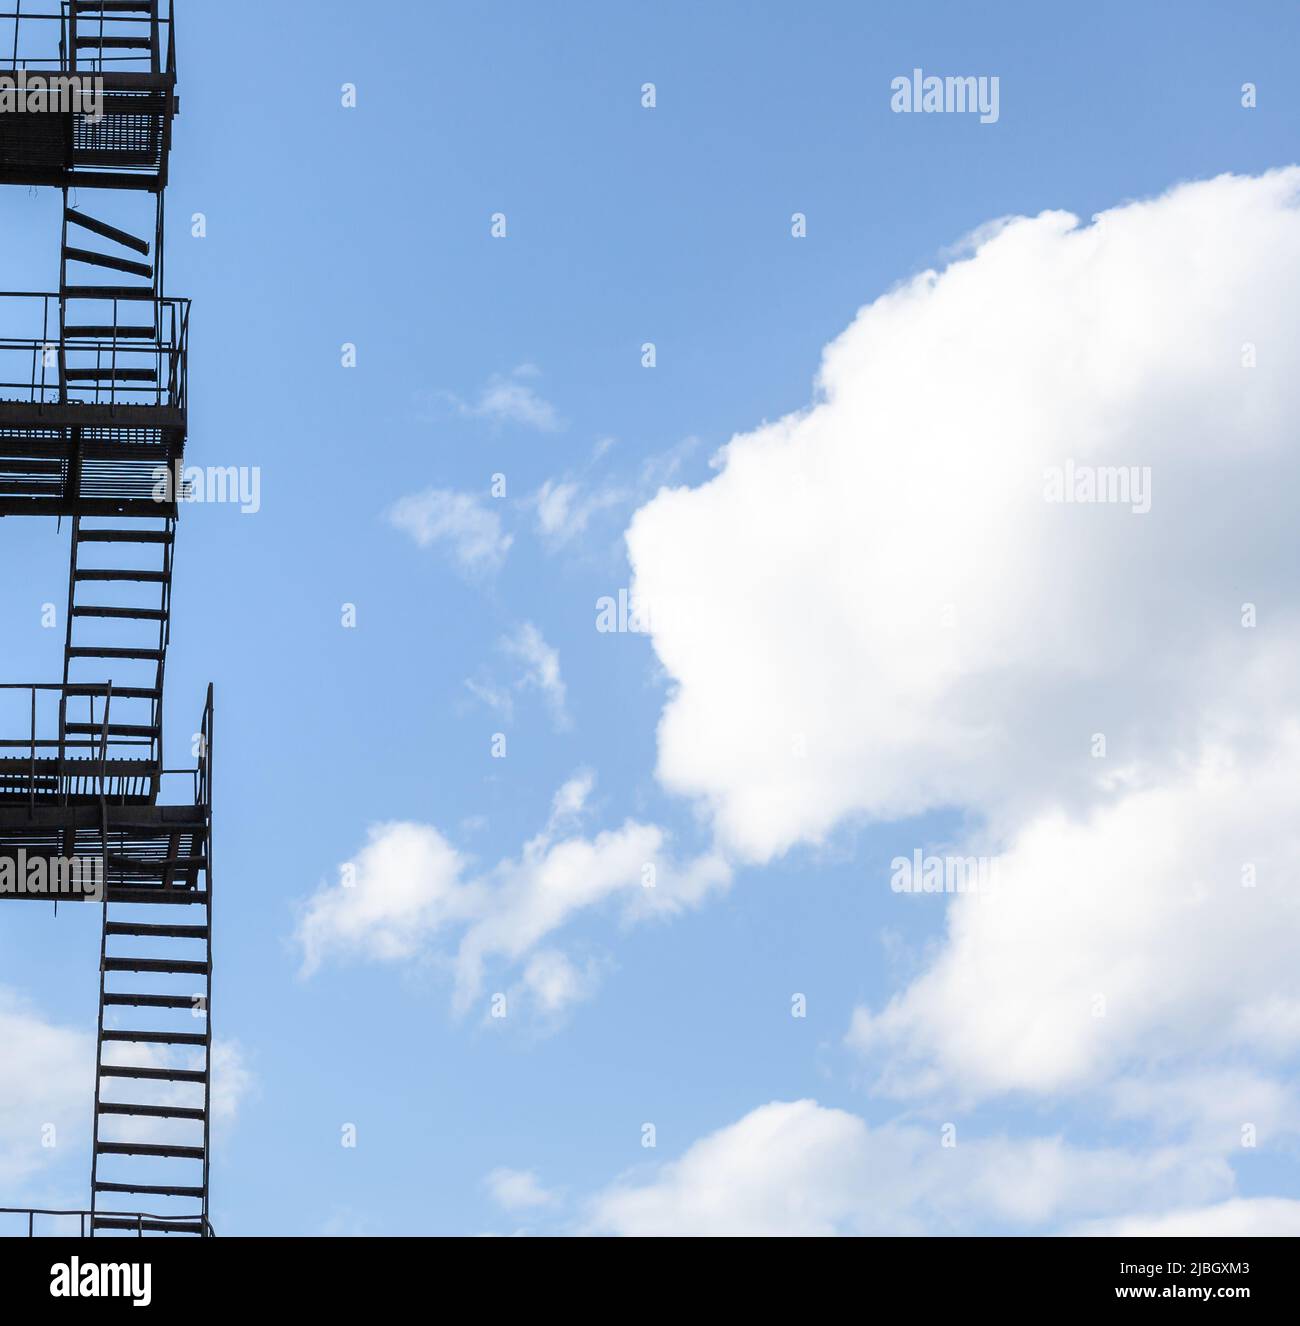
(90, 687), (212, 1236)
(0, 1), (214, 1237)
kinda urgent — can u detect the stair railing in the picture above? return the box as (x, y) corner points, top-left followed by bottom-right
(58, 514), (81, 791)
(0, 1207), (214, 1237)
(28, 683), (36, 813)
(87, 679), (112, 1233)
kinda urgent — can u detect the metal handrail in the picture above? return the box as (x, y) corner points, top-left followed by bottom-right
(3, 3), (174, 74)
(1, 683), (212, 805)
(0, 1207), (215, 1237)
(0, 292), (189, 410)
(0, 683), (158, 810)
(197, 683), (212, 809)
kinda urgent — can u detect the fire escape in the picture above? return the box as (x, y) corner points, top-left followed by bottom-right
(0, 1), (214, 1237)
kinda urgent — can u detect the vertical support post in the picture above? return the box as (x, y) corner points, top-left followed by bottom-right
(88, 683), (112, 1237)
(28, 685), (36, 814)
(59, 519), (82, 799)
(200, 683), (213, 1234)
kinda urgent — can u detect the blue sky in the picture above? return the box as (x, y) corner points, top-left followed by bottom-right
(3, 0), (1300, 1236)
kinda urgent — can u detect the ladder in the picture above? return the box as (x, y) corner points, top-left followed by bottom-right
(89, 693), (214, 1236)
(70, 0), (162, 77)
(59, 516), (174, 801)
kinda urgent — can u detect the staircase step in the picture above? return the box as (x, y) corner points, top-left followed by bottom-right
(65, 208), (151, 256)
(105, 889), (208, 907)
(103, 956), (209, 975)
(94, 1181), (206, 1200)
(67, 646), (163, 660)
(95, 1142), (204, 1160)
(64, 246), (153, 279)
(66, 684), (158, 699)
(75, 1), (156, 13)
(98, 1101), (206, 1121)
(101, 1028), (208, 1050)
(75, 568), (167, 583)
(64, 367), (158, 383)
(76, 527), (173, 544)
(62, 285), (156, 302)
(65, 324), (157, 339)
(108, 856), (206, 873)
(103, 991), (204, 1008)
(100, 1064), (206, 1084)
(76, 36), (154, 51)
(69, 149), (158, 167)
(102, 1029), (207, 1046)
(104, 921), (207, 940)
(72, 604), (167, 620)
(92, 1217), (205, 1235)
(104, 817), (205, 834)
(64, 723), (160, 741)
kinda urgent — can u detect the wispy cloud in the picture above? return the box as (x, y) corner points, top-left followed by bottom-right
(502, 622), (568, 728)
(485, 1167), (557, 1212)
(432, 364), (563, 433)
(0, 988), (93, 1190)
(388, 488), (512, 575)
(526, 435), (701, 556)
(466, 622), (570, 730)
(293, 772), (731, 1016)
(532, 478), (625, 547)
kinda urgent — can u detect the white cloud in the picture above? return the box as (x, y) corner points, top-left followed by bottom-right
(625, 168), (1300, 864)
(209, 1040), (255, 1126)
(583, 1100), (1235, 1236)
(533, 478), (624, 546)
(519, 950), (596, 1015)
(485, 1167), (556, 1212)
(297, 822), (476, 978)
(534, 480), (579, 539)
(528, 436), (699, 553)
(388, 488), (512, 574)
(620, 168), (1300, 1156)
(1109, 1068), (1300, 1151)
(464, 676), (516, 722)
(502, 622), (568, 728)
(1077, 1198), (1300, 1237)
(847, 737), (1300, 1105)
(0, 988), (92, 1189)
(93, 1036), (255, 1154)
(295, 773), (731, 1014)
(466, 623), (570, 730)
(444, 364), (562, 432)
(0, 993), (251, 1195)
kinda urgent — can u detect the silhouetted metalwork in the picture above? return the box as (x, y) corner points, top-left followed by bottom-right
(0, 1), (213, 1238)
